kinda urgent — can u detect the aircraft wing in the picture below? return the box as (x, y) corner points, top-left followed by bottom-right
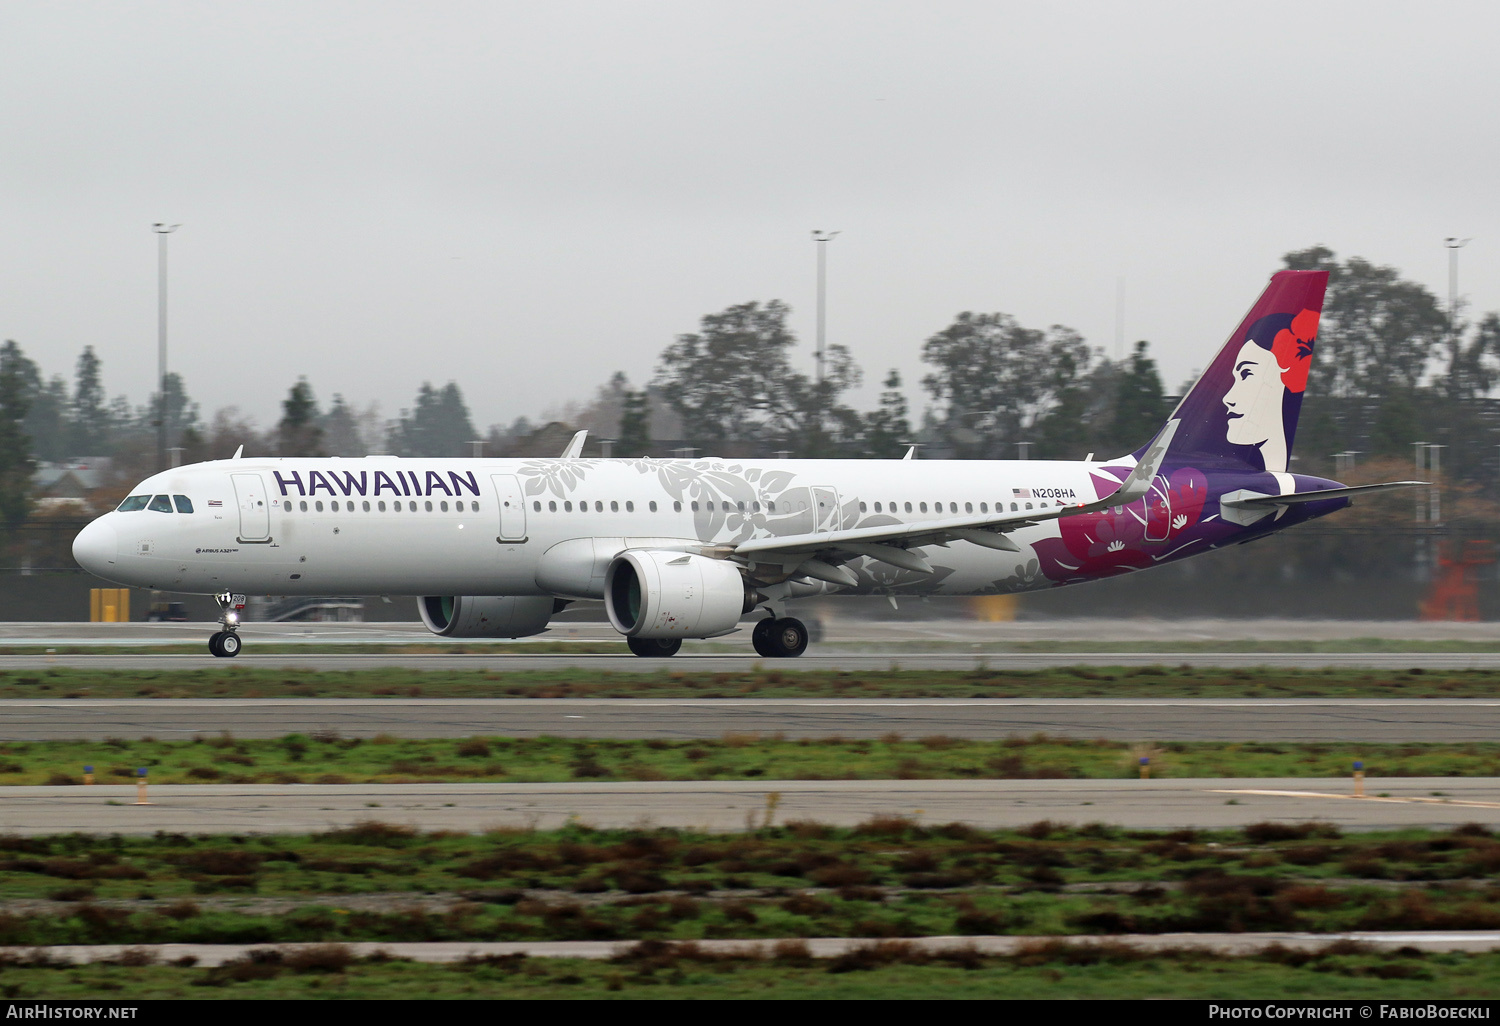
(732, 421), (1179, 580)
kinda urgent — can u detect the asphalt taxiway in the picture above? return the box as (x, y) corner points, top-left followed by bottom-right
(1, 777), (1496, 835)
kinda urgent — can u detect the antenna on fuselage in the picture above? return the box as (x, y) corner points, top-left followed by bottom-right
(232, 445), (243, 460)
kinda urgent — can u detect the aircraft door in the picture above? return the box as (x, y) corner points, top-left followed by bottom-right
(231, 473), (271, 542)
(811, 486), (842, 533)
(492, 475), (528, 541)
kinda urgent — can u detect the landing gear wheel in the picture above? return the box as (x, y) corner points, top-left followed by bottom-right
(217, 632), (241, 658)
(768, 617), (809, 658)
(627, 637), (682, 658)
(752, 617), (779, 658)
(208, 631), (225, 656)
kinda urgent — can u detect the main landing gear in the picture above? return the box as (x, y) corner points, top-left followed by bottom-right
(627, 637), (682, 658)
(752, 616), (808, 659)
(209, 592), (244, 659)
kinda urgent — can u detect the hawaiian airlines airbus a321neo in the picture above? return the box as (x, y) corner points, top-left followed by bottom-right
(73, 270), (1419, 659)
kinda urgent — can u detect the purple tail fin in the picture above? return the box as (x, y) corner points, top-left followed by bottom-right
(1137, 270), (1329, 473)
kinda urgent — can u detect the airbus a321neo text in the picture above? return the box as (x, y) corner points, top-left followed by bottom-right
(73, 270), (1418, 659)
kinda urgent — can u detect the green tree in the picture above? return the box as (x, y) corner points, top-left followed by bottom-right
(389, 382), (477, 458)
(921, 313), (1093, 458)
(69, 346), (109, 454)
(617, 387), (652, 457)
(148, 372), (200, 459)
(858, 369), (912, 458)
(276, 378), (324, 457)
(0, 342), (36, 534)
(655, 300), (860, 453)
(1283, 246), (1447, 461)
(1109, 340), (1170, 450)
(322, 394), (363, 456)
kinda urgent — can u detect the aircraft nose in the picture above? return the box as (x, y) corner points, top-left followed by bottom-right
(72, 518), (118, 575)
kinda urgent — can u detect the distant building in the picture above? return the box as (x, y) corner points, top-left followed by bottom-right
(32, 458), (114, 512)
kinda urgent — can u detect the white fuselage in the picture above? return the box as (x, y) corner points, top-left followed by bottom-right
(72, 454), (1108, 599)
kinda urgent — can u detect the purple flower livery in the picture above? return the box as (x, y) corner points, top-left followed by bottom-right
(1034, 270), (1348, 589)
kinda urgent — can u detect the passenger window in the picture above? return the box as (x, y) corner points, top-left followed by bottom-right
(673, 501), (681, 512)
(980, 502), (988, 513)
(117, 495), (150, 511)
(378, 501), (386, 512)
(752, 501), (760, 512)
(440, 501), (449, 512)
(859, 501), (867, 512)
(904, 502), (912, 513)
(648, 501), (656, 512)
(691, 501), (699, 512)
(1025, 502), (1034, 510)
(148, 494), (172, 513)
(873, 502), (881, 513)
(472, 502), (480, 513)
(173, 495), (194, 513)
(1011, 502), (1018, 512)
(549, 501), (557, 512)
(425, 500), (433, 512)
(564, 501), (572, 512)
(610, 500), (619, 512)
(595, 501), (603, 512)
(738, 501), (745, 512)
(299, 500), (308, 512)
(626, 501), (635, 512)
(964, 502), (972, 514)
(767, 501), (776, 513)
(332, 501), (342, 512)
(362, 500), (370, 512)
(315, 500), (324, 512)
(919, 502), (928, 513)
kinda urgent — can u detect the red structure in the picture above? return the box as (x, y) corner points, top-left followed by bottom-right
(1420, 540), (1496, 621)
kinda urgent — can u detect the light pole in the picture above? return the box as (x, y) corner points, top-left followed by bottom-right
(153, 223), (181, 472)
(811, 229), (840, 450)
(1445, 237), (1471, 357)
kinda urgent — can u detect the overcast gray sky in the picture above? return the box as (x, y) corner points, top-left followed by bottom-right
(2, 1), (1497, 437)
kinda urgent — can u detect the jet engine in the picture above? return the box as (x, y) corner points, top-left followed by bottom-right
(604, 550), (757, 639)
(418, 595), (559, 638)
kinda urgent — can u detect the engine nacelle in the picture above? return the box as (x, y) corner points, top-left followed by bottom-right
(604, 550), (754, 639)
(418, 595), (559, 638)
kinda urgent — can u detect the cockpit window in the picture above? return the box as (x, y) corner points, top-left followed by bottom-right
(173, 495), (194, 514)
(148, 495), (173, 513)
(117, 495), (150, 512)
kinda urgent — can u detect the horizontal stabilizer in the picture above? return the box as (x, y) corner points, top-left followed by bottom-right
(1223, 481), (1428, 509)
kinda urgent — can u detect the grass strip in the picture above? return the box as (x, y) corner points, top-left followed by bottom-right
(5, 733), (1500, 785)
(5, 822), (1500, 944)
(1, 940), (1498, 999)
(0, 664), (1497, 698)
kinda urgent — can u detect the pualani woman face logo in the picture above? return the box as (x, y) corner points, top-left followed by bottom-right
(1222, 309), (1318, 473)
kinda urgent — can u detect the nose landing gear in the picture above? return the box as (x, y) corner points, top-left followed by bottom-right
(209, 592), (246, 658)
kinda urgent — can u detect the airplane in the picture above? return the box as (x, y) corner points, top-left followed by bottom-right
(72, 269), (1421, 659)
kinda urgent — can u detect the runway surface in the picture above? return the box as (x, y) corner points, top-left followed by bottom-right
(7, 618), (1500, 646)
(1, 778), (1496, 834)
(5, 697), (1500, 742)
(10, 651), (1500, 671)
